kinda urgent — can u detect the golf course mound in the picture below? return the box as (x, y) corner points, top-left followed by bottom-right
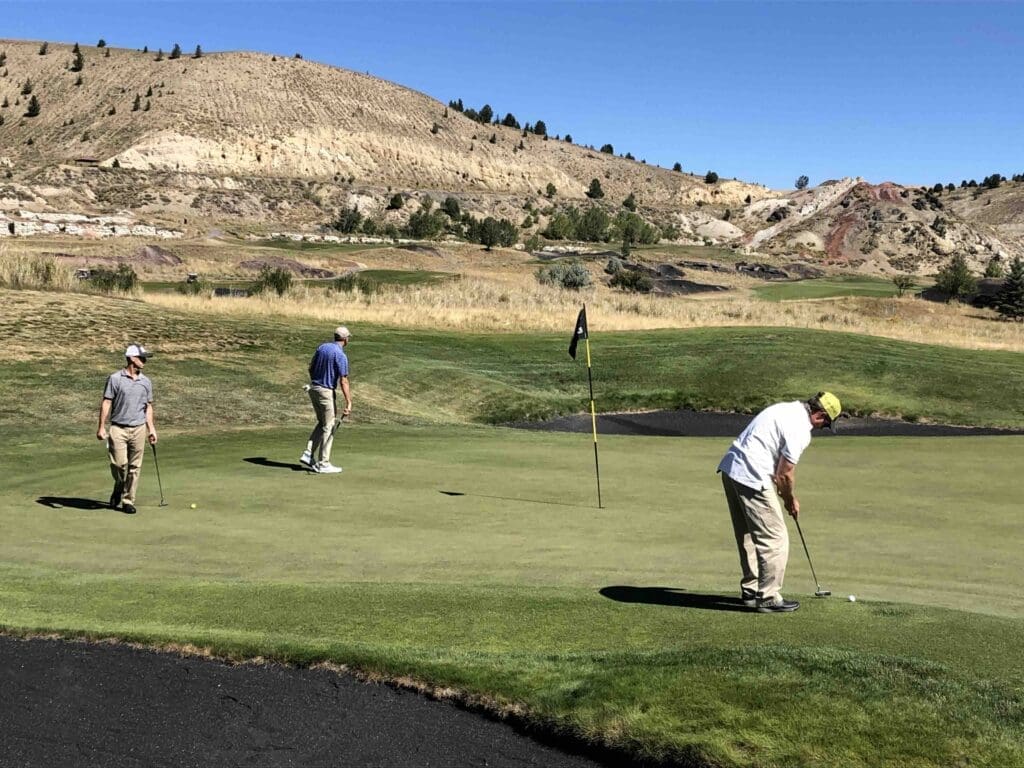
(516, 409), (1024, 437)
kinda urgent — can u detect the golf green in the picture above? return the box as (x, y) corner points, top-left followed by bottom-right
(2, 426), (1022, 766)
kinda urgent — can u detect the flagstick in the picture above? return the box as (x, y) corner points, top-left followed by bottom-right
(584, 335), (603, 509)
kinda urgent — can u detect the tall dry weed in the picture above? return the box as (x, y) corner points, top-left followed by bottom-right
(142, 277), (1024, 352)
(0, 247), (76, 292)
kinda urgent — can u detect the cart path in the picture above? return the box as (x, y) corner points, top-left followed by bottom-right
(0, 635), (605, 768)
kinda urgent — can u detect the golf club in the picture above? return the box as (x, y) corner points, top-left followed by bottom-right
(150, 442), (168, 506)
(794, 517), (830, 597)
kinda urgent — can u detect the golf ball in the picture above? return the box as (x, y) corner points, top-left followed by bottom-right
(848, 595), (857, 602)
(190, 503), (197, 509)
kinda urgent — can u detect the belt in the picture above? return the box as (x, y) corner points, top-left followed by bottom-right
(111, 422), (144, 428)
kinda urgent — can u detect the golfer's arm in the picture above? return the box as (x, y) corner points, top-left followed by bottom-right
(145, 402), (156, 435)
(340, 376), (351, 409)
(774, 457), (797, 506)
(98, 398), (112, 430)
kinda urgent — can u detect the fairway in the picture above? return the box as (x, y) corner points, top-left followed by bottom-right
(3, 425), (1024, 766)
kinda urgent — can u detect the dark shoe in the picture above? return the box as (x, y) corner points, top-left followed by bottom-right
(121, 503), (137, 515)
(741, 590), (758, 608)
(757, 596), (800, 613)
(110, 487), (122, 509)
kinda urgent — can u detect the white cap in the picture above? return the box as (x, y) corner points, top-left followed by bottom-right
(334, 326), (351, 341)
(125, 344), (149, 360)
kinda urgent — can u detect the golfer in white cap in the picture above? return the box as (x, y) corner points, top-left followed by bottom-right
(300, 326), (352, 474)
(97, 344), (157, 514)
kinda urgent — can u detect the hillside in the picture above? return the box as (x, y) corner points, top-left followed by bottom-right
(1, 39), (1022, 273)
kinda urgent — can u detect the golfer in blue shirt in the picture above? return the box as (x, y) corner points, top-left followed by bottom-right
(300, 326), (352, 474)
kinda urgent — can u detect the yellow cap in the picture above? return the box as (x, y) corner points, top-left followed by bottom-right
(817, 391), (842, 422)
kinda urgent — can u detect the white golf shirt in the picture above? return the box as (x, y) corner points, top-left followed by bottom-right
(717, 401), (813, 491)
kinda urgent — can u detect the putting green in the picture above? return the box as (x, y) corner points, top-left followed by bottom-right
(2, 426), (1023, 766)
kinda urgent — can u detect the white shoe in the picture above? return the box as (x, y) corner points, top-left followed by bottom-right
(316, 462), (342, 474)
(299, 451), (313, 468)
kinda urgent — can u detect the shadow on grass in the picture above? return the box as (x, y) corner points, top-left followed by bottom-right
(600, 585), (753, 613)
(243, 457), (308, 472)
(439, 490), (593, 509)
(35, 496), (111, 511)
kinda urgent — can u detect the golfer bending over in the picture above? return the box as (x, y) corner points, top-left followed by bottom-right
(97, 344), (157, 514)
(717, 392), (841, 613)
(300, 326), (352, 474)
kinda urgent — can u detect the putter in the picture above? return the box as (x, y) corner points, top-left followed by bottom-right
(150, 442), (168, 506)
(794, 517), (830, 597)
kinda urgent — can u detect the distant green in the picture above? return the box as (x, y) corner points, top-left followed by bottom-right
(753, 275), (919, 301)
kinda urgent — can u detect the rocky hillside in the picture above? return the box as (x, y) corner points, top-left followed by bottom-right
(1, 39), (1021, 274)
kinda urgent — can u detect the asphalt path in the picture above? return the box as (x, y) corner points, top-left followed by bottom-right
(0, 636), (604, 768)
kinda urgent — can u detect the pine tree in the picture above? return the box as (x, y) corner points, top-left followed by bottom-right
(132, 94), (141, 111)
(533, 120), (547, 136)
(25, 95), (40, 117)
(169, 43), (182, 60)
(70, 50), (85, 72)
(146, 86), (153, 97)
(144, 99), (151, 111)
(193, 45), (203, 58)
(155, 49), (164, 61)
(934, 253), (976, 302)
(21, 79), (32, 95)
(995, 256), (1024, 320)
(795, 175), (810, 190)
(38, 42), (49, 55)
(97, 39), (106, 47)
(586, 179), (604, 199)
(72, 42), (81, 54)
(673, 162), (682, 172)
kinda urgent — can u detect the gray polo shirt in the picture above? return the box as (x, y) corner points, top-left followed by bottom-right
(103, 369), (153, 427)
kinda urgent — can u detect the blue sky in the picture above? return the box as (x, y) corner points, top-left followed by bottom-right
(4, 1), (1022, 189)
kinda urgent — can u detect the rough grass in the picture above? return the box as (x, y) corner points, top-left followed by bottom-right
(145, 277), (1024, 352)
(2, 289), (1023, 434)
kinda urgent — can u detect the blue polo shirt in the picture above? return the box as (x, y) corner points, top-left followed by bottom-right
(308, 342), (349, 389)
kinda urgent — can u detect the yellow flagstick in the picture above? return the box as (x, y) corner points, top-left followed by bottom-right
(584, 333), (603, 508)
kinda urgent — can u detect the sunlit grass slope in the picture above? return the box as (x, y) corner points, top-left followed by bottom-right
(1, 289), (1022, 436)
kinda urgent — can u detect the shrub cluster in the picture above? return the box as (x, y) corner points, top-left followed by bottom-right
(90, 264), (138, 293)
(609, 268), (653, 293)
(535, 261), (591, 290)
(251, 266), (292, 296)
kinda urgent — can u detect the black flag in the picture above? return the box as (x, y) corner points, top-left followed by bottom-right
(568, 306), (588, 359)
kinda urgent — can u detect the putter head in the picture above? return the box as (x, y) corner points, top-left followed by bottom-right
(159, 501), (169, 507)
(815, 589), (831, 597)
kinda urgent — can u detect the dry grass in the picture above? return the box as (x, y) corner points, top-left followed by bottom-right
(0, 245), (77, 291)
(142, 274), (1024, 352)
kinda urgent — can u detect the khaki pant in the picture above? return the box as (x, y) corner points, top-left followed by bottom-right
(307, 386), (337, 464)
(721, 473), (789, 602)
(108, 424), (147, 505)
